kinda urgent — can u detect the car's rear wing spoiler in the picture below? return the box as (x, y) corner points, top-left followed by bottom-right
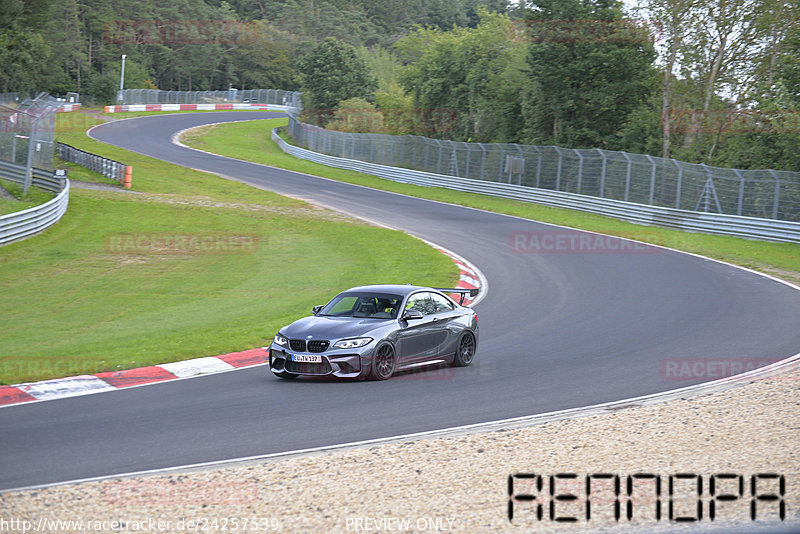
(434, 287), (479, 305)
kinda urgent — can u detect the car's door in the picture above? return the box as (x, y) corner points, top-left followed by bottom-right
(428, 292), (463, 357)
(395, 292), (445, 365)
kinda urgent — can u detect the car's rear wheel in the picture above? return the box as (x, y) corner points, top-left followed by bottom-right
(371, 343), (396, 380)
(453, 331), (476, 367)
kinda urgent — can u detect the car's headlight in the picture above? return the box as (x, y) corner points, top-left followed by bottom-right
(274, 333), (289, 347)
(334, 337), (373, 349)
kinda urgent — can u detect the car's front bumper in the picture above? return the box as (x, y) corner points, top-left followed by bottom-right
(268, 343), (372, 379)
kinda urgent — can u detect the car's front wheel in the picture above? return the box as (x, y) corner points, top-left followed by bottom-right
(371, 343), (396, 380)
(453, 331), (476, 367)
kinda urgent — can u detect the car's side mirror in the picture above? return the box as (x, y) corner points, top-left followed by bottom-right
(402, 309), (424, 321)
(312, 305), (323, 315)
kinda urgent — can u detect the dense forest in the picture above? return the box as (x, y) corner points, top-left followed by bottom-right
(1, 0), (799, 171)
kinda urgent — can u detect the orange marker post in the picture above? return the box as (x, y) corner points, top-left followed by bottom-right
(123, 166), (132, 189)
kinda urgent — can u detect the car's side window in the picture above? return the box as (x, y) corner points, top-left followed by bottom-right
(405, 292), (436, 316)
(430, 293), (455, 313)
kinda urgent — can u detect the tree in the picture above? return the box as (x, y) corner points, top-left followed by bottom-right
(327, 97), (384, 133)
(521, 0), (657, 148)
(637, 0), (701, 160)
(296, 37), (377, 124)
(0, 0), (54, 93)
(398, 10), (528, 141)
(375, 82), (416, 134)
(231, 22), (298, 91)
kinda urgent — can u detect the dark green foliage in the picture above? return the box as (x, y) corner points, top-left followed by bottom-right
(398, 11), (528, 142)
(521, 0), (657, 148)
(296, 38), (377, 121)
(233, 35), (298, 91)
(2, 0), (798, 173)
(1, 0), (505, 102)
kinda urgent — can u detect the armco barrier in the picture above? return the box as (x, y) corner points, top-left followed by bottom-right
(271, 128), (800, 243)
(0, 161), (69, 246)
(0, 160), (63, 193)
(56, 142), (130, 186)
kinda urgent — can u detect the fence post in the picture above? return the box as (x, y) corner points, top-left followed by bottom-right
(478, 143), (487, 179)
(769, 169), (781, 219)
(576, 149), (584, 193)
(734, 169), (744, 216)
(436, 139), (444, 174)
(674, 159), (683, 209)
(622, 152), (632, 201)
(448, 140), (458, 176)
(597, 148), (607, 197)
(554, 146), (564, 191)
(23, 130), (35, 196)
(697, 163), (722, 213)
(645, 154), (656, 205)
(533, 146), (542, 188)
(497, 146), (505, 182)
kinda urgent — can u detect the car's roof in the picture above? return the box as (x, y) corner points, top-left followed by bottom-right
(340, 284), (433, 297)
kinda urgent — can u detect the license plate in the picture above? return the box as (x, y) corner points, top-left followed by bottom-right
(292, 354), (322, 363)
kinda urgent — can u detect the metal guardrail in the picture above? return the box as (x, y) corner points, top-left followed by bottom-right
(0, 161), (69, 246)
(56, 142), (129, 184)
(272, 127), (800, 243)
(0, 160), (63, 193)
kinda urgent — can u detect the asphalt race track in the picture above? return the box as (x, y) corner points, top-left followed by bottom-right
(2, 111), (800, 491)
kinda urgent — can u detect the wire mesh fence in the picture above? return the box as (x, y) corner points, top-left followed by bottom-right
(0, 93), (22, 106)
(0, 93), (61, 195)
(287, 112), (800, 222)
(117, 88), (301, 108)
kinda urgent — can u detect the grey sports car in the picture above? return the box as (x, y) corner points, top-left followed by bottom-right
(268, 284), (479, 380)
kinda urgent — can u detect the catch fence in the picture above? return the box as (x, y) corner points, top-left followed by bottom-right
(118, 89), (301, 108)
(287, 113), (800, 223)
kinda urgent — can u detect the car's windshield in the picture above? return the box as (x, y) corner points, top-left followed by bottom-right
(319, 292), (403, 319)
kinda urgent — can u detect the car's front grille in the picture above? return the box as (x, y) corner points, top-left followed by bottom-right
(289, 339), (329, 353)
(285, 360), (332, 375)
(307, 340), (329, 353)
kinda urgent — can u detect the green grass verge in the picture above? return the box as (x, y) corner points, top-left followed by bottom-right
(182, 118), (800, 286)
(0, 114), (456, 385)
(0, 178), (55, 215)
